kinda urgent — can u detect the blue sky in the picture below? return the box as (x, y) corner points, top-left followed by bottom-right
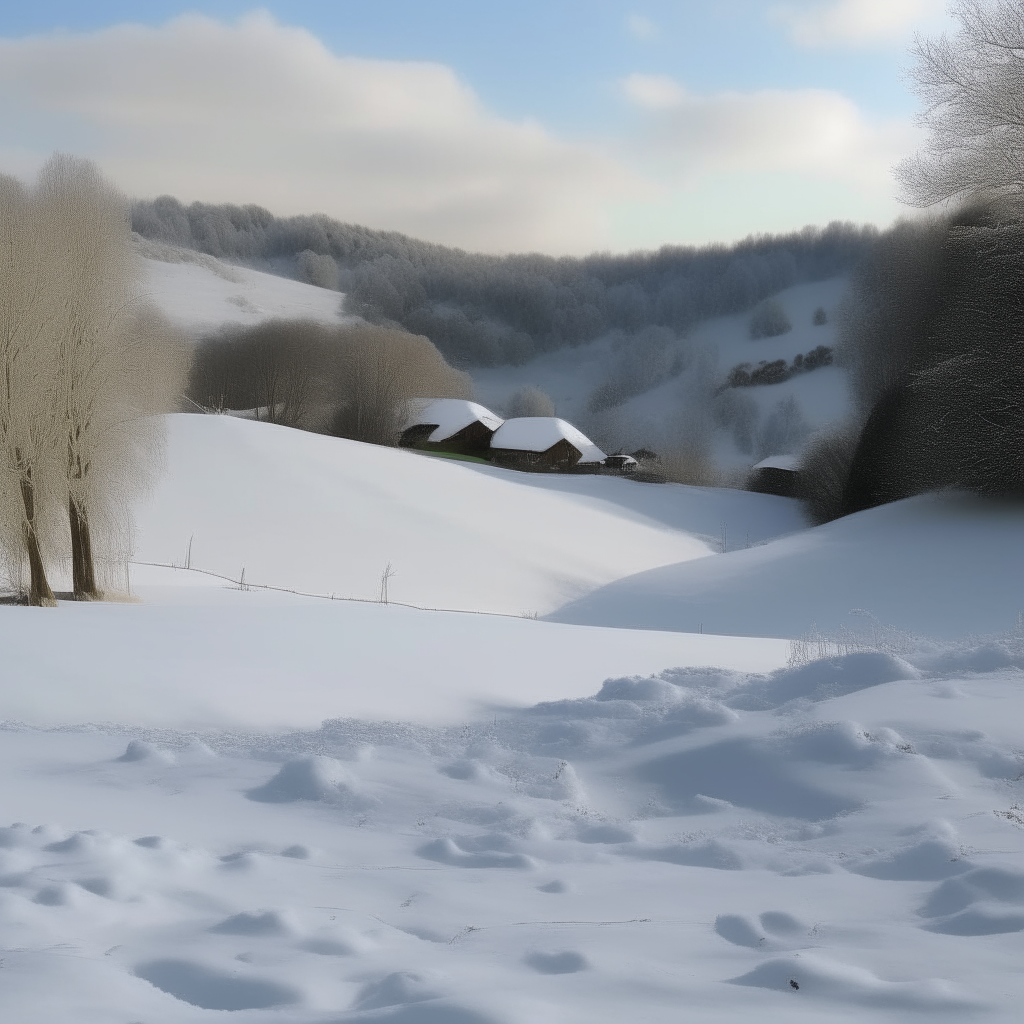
(0, 2), (952, 253)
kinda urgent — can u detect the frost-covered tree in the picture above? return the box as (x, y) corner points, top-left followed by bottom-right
(0, 156), (188, 604)
(0, 175), (58, 605)
(36, 155), (189, 600)
(898, 1), (1024, 208)
(749, 299), (792, 339)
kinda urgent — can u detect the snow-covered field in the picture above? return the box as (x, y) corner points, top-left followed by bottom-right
(2, 259), (1023, 1021)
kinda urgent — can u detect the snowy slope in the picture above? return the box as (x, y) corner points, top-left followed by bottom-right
(471, 276), (852, 459)
(548, 491), (1024, 640)
(133, 414), (805, 616)
(138, 242), (350, 335)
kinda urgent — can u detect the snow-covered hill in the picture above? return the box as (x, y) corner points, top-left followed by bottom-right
(549, 491), (1024, 640)
(139, 240), (350, 335)
(137, 242), (853, 474)
(133, 415), (805, 617)
(2, 254), (1023, 1022)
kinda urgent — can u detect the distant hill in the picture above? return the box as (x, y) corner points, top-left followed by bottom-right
(132, 196), (877, 369)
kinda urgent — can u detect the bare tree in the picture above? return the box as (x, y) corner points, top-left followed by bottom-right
(0, 195), (54, 603)
(188, 320), (334, 429)
(0, 175), (58, 606)
(330, 325), (470, 445)
(898, 1), (1024, 208)
(34, 155), (188, 600)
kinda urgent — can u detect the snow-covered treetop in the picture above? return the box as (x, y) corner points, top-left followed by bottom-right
(491, 417), (606, 464)
(406, 398), (504, 442)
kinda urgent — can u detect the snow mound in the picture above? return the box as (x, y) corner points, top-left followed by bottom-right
(729, 955), (976, 1009)
(246, 756), (375, 808)
(727, 652), (919, 710)
(416, 835), (534, 870)
(919, 867), (1024, 934)
(354, 971), (445, 1010)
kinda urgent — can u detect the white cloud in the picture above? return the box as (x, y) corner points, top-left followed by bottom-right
(621, 74), (685, 110)
(773, 0), (949, 48)
(626, 13), (659, 42)
(0, 13), (920, 254)
(0, 13), (634, 254)
(620, 73), (917, 191)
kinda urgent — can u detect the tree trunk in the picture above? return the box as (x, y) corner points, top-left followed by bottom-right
(69, 496), (98, 599)
(19, 474), (55, 607)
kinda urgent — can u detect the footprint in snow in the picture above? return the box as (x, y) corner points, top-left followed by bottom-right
(134, 959), (300, 1011)
(524, 950), (589, 974)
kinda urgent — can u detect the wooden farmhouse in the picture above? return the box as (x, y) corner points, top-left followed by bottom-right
(489, 417), (607, 473)
(400, 399), (504, 458)
(747, 453), (800, 497)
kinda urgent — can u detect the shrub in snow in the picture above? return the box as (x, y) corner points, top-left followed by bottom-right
(189, 320), (470, 441)
(749, 299), (792, 339)
(796, 420), (861, 524)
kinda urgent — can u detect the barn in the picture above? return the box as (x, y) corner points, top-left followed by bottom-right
(747, 453), (800, 497)
(400, 399), (504, 458)
(489, 418), (606, 473)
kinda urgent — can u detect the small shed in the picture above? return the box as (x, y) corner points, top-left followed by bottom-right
(603, 454), (638, 474)
(747, 454), (800, 497)
(400, 399), (504, 458)
(490, 418), (606, 473)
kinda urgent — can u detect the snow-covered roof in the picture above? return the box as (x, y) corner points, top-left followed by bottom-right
(406, 398), (504, 442)
(490, 418), (606, 464)
(752, 454), (800, 472)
